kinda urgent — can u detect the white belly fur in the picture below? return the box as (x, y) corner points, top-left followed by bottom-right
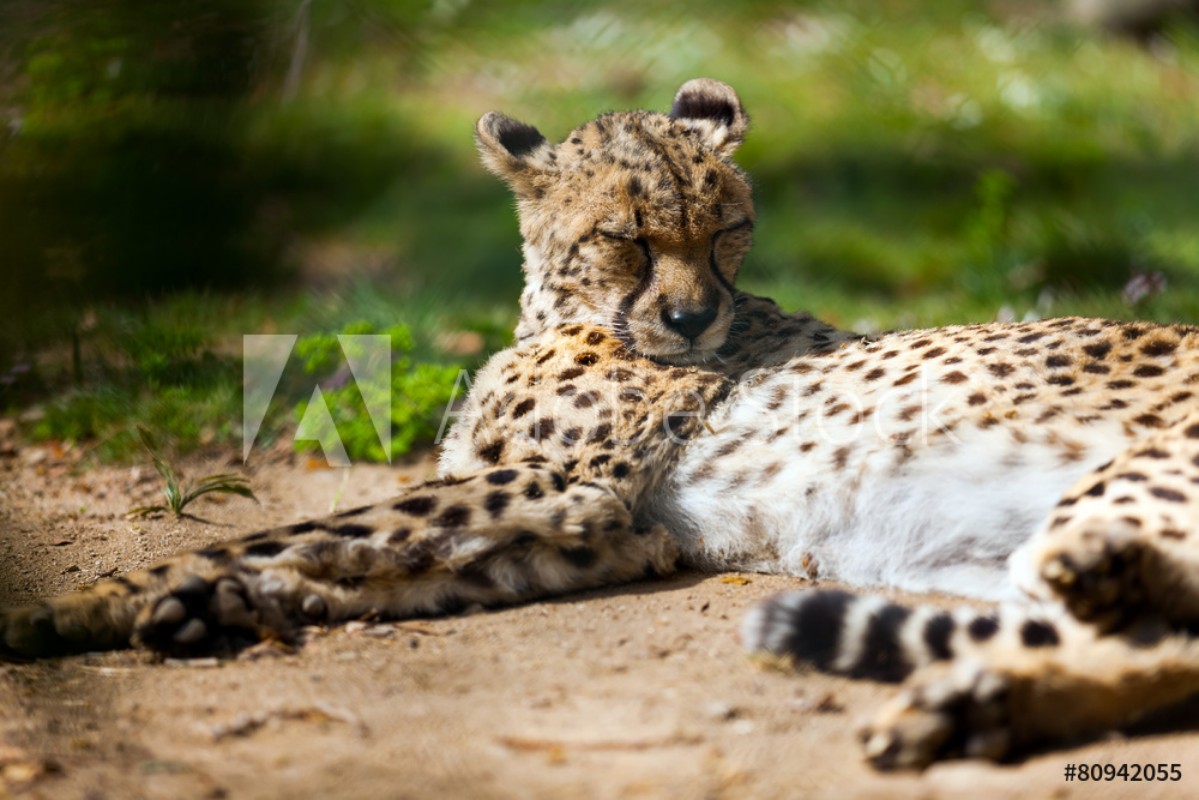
(650, 384), (1133, 602)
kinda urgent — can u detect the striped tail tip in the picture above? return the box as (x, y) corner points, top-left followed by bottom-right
(742, 589), (967, 683)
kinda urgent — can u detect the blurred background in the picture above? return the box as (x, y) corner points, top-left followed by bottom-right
(2, 0), (1199, 463)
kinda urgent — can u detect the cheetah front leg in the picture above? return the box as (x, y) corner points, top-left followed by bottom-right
(1011, 409), (1199, 629)
(1, 461), (677, 659)
(860, 627), (1199, 769)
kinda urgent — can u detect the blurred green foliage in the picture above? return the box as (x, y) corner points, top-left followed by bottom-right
(4, 0), (1199, 459)
(27, 303), (475, 461)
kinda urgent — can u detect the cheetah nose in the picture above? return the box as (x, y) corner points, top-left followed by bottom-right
(663, 307), (718, 340)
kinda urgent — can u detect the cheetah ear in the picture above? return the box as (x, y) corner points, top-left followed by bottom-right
(475, 111), (556, 193)
(669, 78), (748, 156)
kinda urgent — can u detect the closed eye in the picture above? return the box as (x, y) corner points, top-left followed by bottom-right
(718, 219), (754, 236)
(712, 219), (753, 251)
(710, 219), (752, 291)
(599, 230), (652, 267)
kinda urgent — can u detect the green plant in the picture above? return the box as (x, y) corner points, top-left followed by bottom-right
(127, 426), (257, 518)
(292, 321), (462, 462)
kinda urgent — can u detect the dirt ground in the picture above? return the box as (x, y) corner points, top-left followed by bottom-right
(2, 436), (1199, 799)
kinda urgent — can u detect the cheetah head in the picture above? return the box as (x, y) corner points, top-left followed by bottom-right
(476, 78), (754, 364)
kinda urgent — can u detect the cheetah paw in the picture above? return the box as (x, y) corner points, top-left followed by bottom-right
(858, 662), (1014, 770)
(1035, 519), (1146, 628)
(133, 576), (262, 656)
(0, 604), (61, 660)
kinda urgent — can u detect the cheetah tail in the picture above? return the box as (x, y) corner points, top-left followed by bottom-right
(741, 589), (1060, 683)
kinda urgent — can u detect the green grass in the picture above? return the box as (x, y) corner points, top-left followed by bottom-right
(127, 426), (258, 518)
(4, 1), (1199, 461)
(10, 288), (509, 462)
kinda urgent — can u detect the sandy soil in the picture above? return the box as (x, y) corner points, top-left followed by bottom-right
(2, 433), (1198, 799)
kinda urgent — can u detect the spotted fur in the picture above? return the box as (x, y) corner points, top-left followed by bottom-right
(5, 80), (1199, 771)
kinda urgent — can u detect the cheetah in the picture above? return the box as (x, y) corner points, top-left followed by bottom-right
(5, 78), (1199, 771)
